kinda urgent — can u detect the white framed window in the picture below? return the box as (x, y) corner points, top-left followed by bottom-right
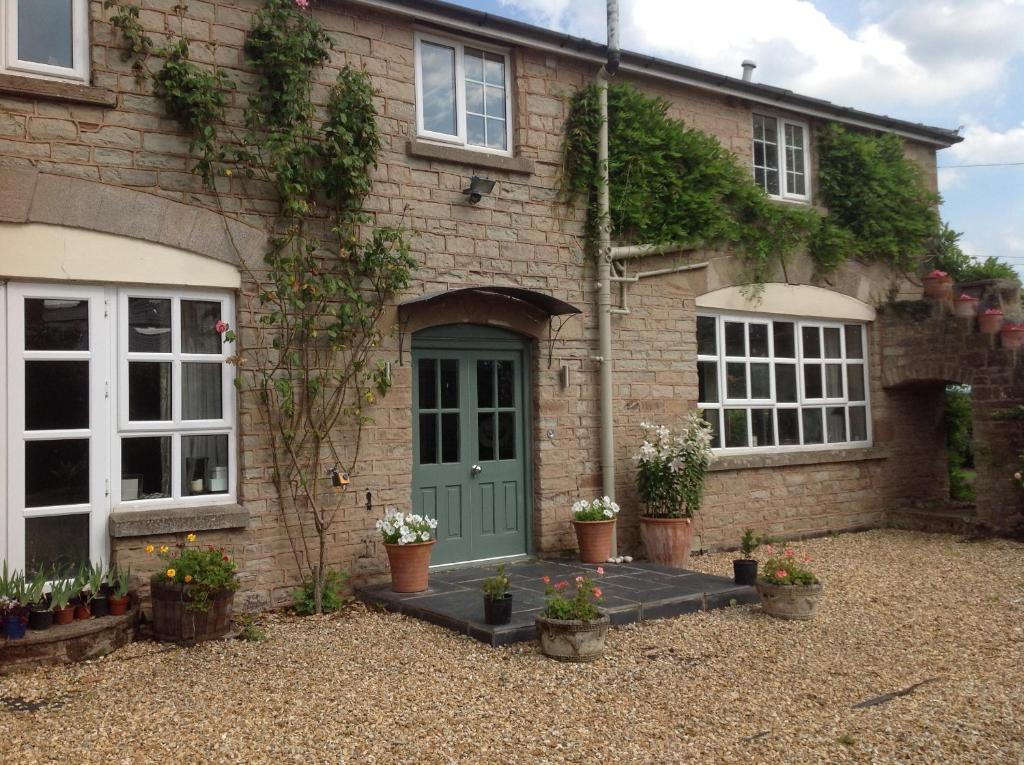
(1, 0), (90, 82)
(697, 313), (870, 453)
(752, 114), (810, 202)
(414, 32), (513, 156)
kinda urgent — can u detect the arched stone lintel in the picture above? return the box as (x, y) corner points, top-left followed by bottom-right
(882, 361), (976, 389)
(696, 282), (877, 321)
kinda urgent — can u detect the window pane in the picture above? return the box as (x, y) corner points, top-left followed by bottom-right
(418, 359), (437, 409)
(778, 409), (799, 445)
(182, 434), (229, 496)
(128, 297), (172, 353)
(850, 406), (868, 441)
(485, 118), (507, 151)
(478, 412), (495, 461)
(724, 409), (748, 448)
(773, 321), (795, 358)
(26, 360), (88, 430)
(803, 364), (823, 398)
(420, 41), (457, 135)
(419, 413), (437, 464)
(25, 298), (88, 351)
(748, 323), (769, 357)
(726, 362), (747, 399)
(802, 326), (821, 358)
(698, 361), (719, 403)
(129, 361), (172, 421)
(440, 359), (458, 409)
(826, 407), (847, 443)
(182, 363), (223, 420)
(848, 364), (866, 401)
(697, 316), (717, 355)
(441, 412), (459, 463)
(181, 300), (222, 354)
(725, 322), (745, 356)
(477, 360), (494, 408)
(484, 52), (505, 85)
(750, 363), (771, 398)
(802, 408), (823, 444)
(704, 408), (721, 448)
(823, 327), (842, 358)
(464, 47), (483, 81)
(18, 0), (74, 68)
(467, 114), (485, 146)
(485, 85), (506, 119)
(497, 360), (514, 407)
(498, 411), (515, 460)
(466, 81), (484, 114)
(26, 439), (89, 508)
(765, 167), (779, 196)
(845, 325), (864, 359)
(776, 364), (797, 403)
(751, 408), (774, 447)
(26, 514), (89, 580)
(825, 364), (844, 398)
(121, 435), (171, 500)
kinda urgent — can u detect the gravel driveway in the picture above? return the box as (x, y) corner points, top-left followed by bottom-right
(1, 529), (1022, 764)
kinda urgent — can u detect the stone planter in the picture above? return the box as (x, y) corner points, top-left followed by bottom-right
(979, 311), (1003, 334)
(535, 610), (610, 662)
(384, 540), (435, 593)
(1000, 326), (1024, 350)
(571, 519), (615, 564)
(151, 580), (235, 644)
(756, 580), (823, 620)
(922, 275), (953, 301)
(640, 515), (694, 569)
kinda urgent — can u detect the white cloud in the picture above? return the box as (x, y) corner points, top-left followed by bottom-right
(945, 120), (1024, 165)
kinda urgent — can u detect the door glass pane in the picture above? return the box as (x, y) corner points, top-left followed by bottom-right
(129, 362), (172, 421)
(121, 435), (171, 499)
(773, 321), (795, 358)
(724, 409), (748, 448)
(419, 413), (437, 464)
(824, 327), (842, 358)
(440, 359), (458, 409)
(825, 364), (844, 398)
(25, 298), (88, 350)
(776, 364), (797, 403)
(128, 298), (171, 352)
(778, 409), (799, 445)
(803, 364), (823, 398)
(498, 411), (515, 460)
(441, 412), (459, 463)
(697, 361), (719, 403)
(826, 407), (847, 443)
(845, 325), (864, 359)
(420, 41), (457, 136)
(182, 300), (222, 354)
(850, 406), (868, 441)
(26, 438), (89, 507)
(750, 363), (771, 398)
(726, 362), (747, 398)
(748, 324), (769, 357)
(182, 363), (223, 420)
(182, 434), (229, 496)
(477, 360), (494, 408)
(418, 359), (437, 409)
(497, 361), (514, 407)
(848, 364), (866, 401)
(26, 360), (88, 430)
(725, 322), (745, 356)
(26, 514), (89, 579)
(18, 0), (74, 68)
(696, 316), (716, 355)
(478, 413), (495, 461)
(802, 408), (823, 444)
(802, 326), (821, 358)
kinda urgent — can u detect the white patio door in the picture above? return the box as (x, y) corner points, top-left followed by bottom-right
(5, 283), (109, 576)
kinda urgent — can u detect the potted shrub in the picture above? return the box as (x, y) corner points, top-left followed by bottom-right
(1000, 320), (1024, 350)
(733, 528), (761, 585)
(482, 564), (513, 626)
(1, 595), (27, 640)
(376, 508), (438, 593)
(756, 546), (822, 620)
(49, 577), (77, 626)
(148, 534), (239, 644)
(922, 269), (953, 300)
(108, 565), (132, 616)
(979, 307), (1004, 334)
(535, 570), (609, 661)
(570, 496), (620, 563)
(24, 568), (54, 631)
(85, 561), (110, 618)
(954, 293), (979, 318)
(634, 414), (714, 569)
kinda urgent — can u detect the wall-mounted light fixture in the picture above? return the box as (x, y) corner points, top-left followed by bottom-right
(462, 175), (496, 204)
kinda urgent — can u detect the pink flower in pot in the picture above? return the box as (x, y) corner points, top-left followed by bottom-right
(922, 269), (954, 300)
(1001, 321), (1024, 350)
(979, 307), (1004, 334)
(954, 293), (979, 318)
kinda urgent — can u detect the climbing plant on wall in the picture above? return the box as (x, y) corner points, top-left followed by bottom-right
(104, 0), (416, 613)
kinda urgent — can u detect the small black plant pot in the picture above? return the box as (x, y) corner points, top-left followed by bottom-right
(28, 608), (54, 631)
(483, 593), (513, 625)
(90, 596), (110, 618)
(733, 559), (758, 586)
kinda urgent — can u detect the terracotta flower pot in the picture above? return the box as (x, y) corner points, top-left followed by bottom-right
(953, 296), (978, 318)
(108, 595), (129, 616)
(1000, 327), (1024, 349)
(535, 610), (610, 662)
(756, 580), (823, 620)
(385, 540), (435, 593)
(74, 604), (91, 620)
(54, 605), (75, 625)
(571, 519), (616, 564)
(922, 274), (953, 301)
(979, 312), (1003, 334)
(639, 515), (694, 569)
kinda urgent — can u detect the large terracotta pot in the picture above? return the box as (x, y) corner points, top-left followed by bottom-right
(953, 296), (979, 318)
(756, 581), (823, 620)
(640, 516), (694, 569)
(535, 611), (610, 662)
(151, 580), (235, 644)
(979, 311), (1003, 334)
(922, 275), (953, 301)
(571, 519), (615, 564)
(385, 540), (435, 593)
(1000, 327), (1024, 349)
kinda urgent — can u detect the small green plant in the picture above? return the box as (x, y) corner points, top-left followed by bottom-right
(482, 565), (511, 600)
(111, 565), (132, 599)
(85, 560), (109, 603)
(235, 612), (268, 642)
(293, 569), (349, 615)
(23, 567), (50, 608)
(147, 534), (239, 612)
(0, 561), (23, 601)
(571, 497), (621, 522)
(541, 569), (604, 622)
(739, 528), (762, 559)
(837, 734), (856, 747)
(759, 546), (817, 586)
(48, 577), (77, 612)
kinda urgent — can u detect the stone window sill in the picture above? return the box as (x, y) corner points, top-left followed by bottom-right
(709, 446), (888, 472)
(406, 138), (534, 175)
(108, 503), (249, 538)
(0, 73), (116, 107)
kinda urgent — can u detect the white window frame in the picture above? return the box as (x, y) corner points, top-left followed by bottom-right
(414, 31), (513, 157)
(697, 312), (871, 455)
(752, 113), (811, 203)
(1, 0), (90, 83)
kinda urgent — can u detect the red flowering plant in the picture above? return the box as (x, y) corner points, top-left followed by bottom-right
(758, 546), (817, 586)
(147, 533), (239, 612)
(983, 307), (1004, 316)
(925, 269), (950, 279)
(541, 569), (605, 621)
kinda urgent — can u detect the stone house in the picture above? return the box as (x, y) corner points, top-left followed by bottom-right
(0, 0), (985, 608)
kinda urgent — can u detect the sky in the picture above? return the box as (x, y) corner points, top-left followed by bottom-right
(454, 0), (1024, 276)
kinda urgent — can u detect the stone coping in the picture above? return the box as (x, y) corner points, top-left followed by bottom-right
(406, 139), (535, 175)
(108, 503), (249, 538)
(0, 73), (116, 107)
(0, 606), (139, 675)
(709, 446), (889, 472)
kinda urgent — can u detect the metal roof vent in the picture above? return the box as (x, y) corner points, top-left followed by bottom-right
(741, 59), (757, 82)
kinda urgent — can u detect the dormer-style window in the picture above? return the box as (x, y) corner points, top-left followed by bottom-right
(414, 33), (512, 156)
(1, 0), (90, 82)
(752, 114), (810, 202)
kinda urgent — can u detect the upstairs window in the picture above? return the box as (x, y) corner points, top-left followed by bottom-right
(1, 0), (90, 82)
(415, 33), (512, 155)
(752, 114), (809, 201)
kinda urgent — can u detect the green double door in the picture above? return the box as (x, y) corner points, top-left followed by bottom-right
(412, 326), (528, 566)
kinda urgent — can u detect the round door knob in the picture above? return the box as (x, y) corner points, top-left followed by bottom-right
(470, 464), (482, 475)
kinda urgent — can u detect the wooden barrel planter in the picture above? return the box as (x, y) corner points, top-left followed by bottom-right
(151, 581), (235, 644)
